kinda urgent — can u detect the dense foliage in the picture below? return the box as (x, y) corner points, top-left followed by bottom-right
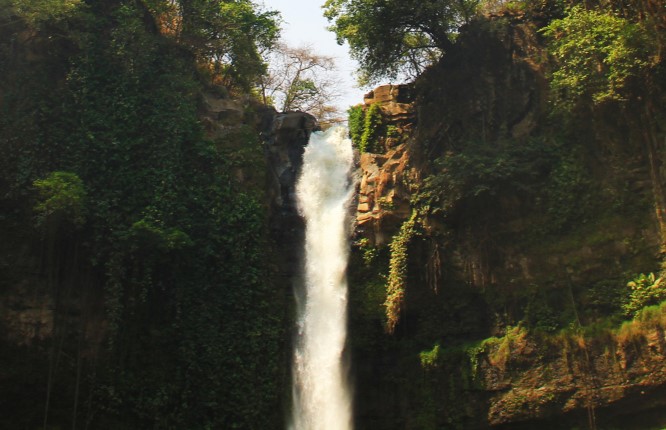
(343, 0), (666, 428)
(542, 5), (655, 111)
(384, 211), (419, 333)
(0, 0), (286, 428)
(323, 0), (477, 84)
(347, 102), (385, 153)
(33, 171), (87, 227)
(347, 105), (365, 145)
(177, 0), (280, 90)
(623, 272), (666, 317)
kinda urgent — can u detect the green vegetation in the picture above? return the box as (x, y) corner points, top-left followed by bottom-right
(542, 6), (655, 111)
(419, 343), (441, 369)
(2, 0), (666, 427)
(623, 272), (666, 317)
(9, 0), (82, 25)
(33, 171), (87, 227)
(385, 211), (419, 333)
(343, 0), (666, 427)
(0, 0), (285, 428)
(347, 102), (384, 153)
(357, 237), (380, 266)
(178, 0), (280, 91)
(360, 103), (384, 153)
(465, 326), (528, 376)
(323, 0), (477, 84)
(616, 300), (666, 345)
(418, 137), (557, 217)
(348, 105), (365, 146)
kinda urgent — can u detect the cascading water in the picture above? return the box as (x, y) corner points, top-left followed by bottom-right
(290, 126), (355, 430)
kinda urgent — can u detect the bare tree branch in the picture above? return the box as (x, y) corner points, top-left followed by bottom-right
(260, 42), (343, 126)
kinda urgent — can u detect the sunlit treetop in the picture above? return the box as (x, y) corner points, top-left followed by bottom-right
(323, 0), (478, 85)
(541, 5), (656, 111)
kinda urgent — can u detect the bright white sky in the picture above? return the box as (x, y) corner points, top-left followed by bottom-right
(260, 0), (368, 112)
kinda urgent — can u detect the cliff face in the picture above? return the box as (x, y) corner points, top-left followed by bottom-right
(0, 66), (315, 427)
(475, 321), (666, 428)
(2, 1), (665, 428)
(349, 11), (666, 430)
(356, 84), (417, 245)
(0, 3), (321, 425)
(265, 110), (318, 337)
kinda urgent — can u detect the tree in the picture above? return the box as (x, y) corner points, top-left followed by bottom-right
(541, 5), (654, 110)
(176, 0), (280, 90)
(323, 0), (478, 84)
(9, 0), (82, 26)
(260, 43), (343, 125)
(542, 6), (666, 251)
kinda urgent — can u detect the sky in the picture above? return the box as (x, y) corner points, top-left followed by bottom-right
(260, 0), (368, 112)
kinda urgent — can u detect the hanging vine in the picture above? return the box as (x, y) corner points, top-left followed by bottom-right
(385, 210), (419, 333)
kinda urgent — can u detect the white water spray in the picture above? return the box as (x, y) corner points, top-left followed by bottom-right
(290, 126), (355, 430)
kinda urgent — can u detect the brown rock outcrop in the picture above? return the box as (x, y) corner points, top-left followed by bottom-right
(355, 84), (418, 245)
(363, 84), (414, 123)
(474, 322), (666, 428)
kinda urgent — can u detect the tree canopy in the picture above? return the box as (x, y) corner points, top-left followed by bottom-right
(542, 5), (655, 111)
(177, 0), (280, 89)
(260, 43), (342, 125)
(1, 0), (280, 91)
(323, 0), (478, 84)
(8, 0), (83, 25)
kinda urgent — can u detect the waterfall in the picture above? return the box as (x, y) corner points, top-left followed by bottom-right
(290, 126), (355, 430)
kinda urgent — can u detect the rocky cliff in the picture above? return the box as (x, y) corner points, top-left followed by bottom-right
(0, 70), (316, 427)
(2, 1), (665, 427)
(348, 10), (666, 429)
(356, 84), (416, 245)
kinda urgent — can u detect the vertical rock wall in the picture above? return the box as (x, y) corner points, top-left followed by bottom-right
(356, 85), (417, 245)
(265, 111), (319, 283)
(348, 12), (666, 430)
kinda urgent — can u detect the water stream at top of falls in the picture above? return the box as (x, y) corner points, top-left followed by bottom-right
(290, 126), (355, 430)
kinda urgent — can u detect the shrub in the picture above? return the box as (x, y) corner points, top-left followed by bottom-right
(347, 102), (386, 153)
(542, 6), (654, 111)
(623, 272), (666, 317)
(360, 103), (383, 153)
(348, 104), (365, 146)
(33, 171), (86, 226)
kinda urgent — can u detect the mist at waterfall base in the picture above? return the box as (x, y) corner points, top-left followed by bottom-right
(290, 126), (356, 430)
